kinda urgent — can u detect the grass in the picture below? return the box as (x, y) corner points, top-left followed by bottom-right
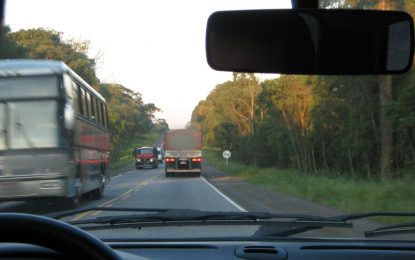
(204, 148), (415, 224)
(110, 132), (162, 171)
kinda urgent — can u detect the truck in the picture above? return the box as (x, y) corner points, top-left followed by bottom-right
(163, 129), (202, 177)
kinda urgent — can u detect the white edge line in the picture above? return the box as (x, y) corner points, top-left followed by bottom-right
(201, 177), (247, 212)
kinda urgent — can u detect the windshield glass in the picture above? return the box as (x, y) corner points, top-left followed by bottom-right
(137, 148), (153, 155)
(7, 101), (58, 149)
(0, 0), (414, 242)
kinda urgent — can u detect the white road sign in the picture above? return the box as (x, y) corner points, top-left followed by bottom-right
(222, 150), (231, 159)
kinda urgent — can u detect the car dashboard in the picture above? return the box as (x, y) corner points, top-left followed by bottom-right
(2, 239), (415, 259)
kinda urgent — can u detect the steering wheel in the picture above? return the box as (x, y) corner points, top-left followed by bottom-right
(0, 213), (120, 259)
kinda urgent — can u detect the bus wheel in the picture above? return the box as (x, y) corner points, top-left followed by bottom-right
(62, 194), (80, 209)
(63, 180), (82, 208)
(70, 196), (81, 208)
(92, 175), (105, 200)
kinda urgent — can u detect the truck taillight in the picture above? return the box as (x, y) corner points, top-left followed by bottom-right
(191, 158), (202, 162)
(165, 157), (176, 163)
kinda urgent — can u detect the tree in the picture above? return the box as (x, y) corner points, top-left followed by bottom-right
(95, 83), (161, 156)
(10, 28), (100, 86)
(0, 25), (26, 58)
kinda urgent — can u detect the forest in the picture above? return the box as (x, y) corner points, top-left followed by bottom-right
(190, 0), (415, 180)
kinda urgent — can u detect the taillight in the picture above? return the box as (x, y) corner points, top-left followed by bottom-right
(165, 157), (176, 163)
(191, 158), (202, 162)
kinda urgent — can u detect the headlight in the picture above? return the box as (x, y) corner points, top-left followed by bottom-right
(136, 159), (141, 162)
(150, 158), (154, 162)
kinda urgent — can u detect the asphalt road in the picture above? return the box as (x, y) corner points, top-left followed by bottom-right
(0, 162), (406, 240)
(0, 164), (244, 218)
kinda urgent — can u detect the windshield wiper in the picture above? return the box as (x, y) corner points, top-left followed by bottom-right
(68, 209), (340, 225)
(52, 207), (338, 223)
(48, 207), (170, 219)
(364, 221), (415, 237)
(62, 208), (351, 235)
(329, 211), (415, 238)
(331, 211), (415, 222)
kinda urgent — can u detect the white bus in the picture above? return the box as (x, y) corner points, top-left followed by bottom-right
(0, 59), (110, 207)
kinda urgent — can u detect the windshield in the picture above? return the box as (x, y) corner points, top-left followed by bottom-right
(137, 148), (153, 155)
(0, 0), (414, 242)
(7, 101), (58, 149)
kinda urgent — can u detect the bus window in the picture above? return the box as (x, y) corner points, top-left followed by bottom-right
(77, 85), (84, 115)
(85, 91), (91, 118)
(63, 74), (74, 99)
(81, 88), (88, 117)
(96, 101), (101, 124)
(94, 98), (99, 123)
(90, 95), (96, 121)
(99, 102), (104, 126)
(71, 81), (80, 114)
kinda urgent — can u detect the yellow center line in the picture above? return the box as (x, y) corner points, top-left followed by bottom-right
(70, 175), (157, 221)
(92, 210), (101, 216)
(91, 203), (113, 216)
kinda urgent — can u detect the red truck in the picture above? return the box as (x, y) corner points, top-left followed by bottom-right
(163, 129), (202, 177)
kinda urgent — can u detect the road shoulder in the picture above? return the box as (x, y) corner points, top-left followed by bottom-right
(202, 161), (380, 236)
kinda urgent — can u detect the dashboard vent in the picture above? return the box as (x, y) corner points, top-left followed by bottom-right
(235, 245), (287, 260)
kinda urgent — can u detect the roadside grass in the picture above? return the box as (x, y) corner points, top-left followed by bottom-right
(110, 132), (162, 171)
(204, 148), (415, 224)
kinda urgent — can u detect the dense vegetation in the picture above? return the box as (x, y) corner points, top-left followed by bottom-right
(204, 149), (415, 223)
(190, 1), (415, 181)
(0, 27), (169, 162)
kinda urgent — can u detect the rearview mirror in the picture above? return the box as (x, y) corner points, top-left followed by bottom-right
(206, 9), (414, 75)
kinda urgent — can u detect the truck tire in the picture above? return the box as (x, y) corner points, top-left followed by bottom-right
(165, 172), (171, 177)
(193, 172), (201, 177)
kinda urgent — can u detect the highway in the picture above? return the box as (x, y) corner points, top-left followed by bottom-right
(0, 165), (244, 217)
(0, 163), (388, 239)
(72, 166), (245, 219)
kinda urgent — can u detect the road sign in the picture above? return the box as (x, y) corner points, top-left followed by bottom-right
(223, 150), (231, 159)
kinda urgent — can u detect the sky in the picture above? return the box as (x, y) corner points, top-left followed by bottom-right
(4, 0), (291, 129)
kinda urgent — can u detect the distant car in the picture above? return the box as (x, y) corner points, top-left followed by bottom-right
(156, 147), (164, 163)
(133, 147), (159, 169)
